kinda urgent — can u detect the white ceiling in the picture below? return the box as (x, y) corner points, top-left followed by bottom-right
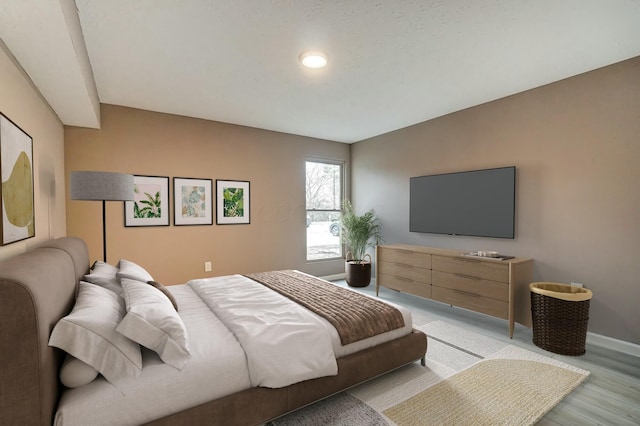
(1, 1), (640, 143)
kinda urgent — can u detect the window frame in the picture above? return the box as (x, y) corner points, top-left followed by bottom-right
(305, 159), (345, 262)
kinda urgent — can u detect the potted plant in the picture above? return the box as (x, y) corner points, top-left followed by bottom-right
(340, 200), (383, 287)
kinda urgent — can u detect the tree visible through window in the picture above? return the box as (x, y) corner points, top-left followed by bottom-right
(306, 160), (343, 261)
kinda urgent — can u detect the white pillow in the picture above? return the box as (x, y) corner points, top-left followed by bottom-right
(49, 282), (142, 386)
(91, 260), (119, 275)
(60, 355), (99, 388)
(83, 273), (122, 295)
(84, 260), (122, 295)
(117, 278), (190, 369)
(147, 280), (179, 312)
(117, 259), (154, 282)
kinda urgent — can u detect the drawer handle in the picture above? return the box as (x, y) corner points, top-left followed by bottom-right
(453, 289), (481, 298)
(453, 273), (481, 280)
(393, 276), (413, 282)
(396, 250), (416, 255)
(396, 263), (414, 269)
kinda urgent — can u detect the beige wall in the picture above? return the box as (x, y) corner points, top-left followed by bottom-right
(65, 105), (350, 284)
(352, 56), (640, 345)
(0, 42), (66, 261)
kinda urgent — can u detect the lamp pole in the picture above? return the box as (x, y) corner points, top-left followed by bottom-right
(70, 171), (134, 264)
(102, 200), (107, 262)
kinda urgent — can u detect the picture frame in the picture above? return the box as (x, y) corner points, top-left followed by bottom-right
(0, 112), (34, 245)
(173, 177), (213, 226)
(124, 175), (170, 227)
(216, 179), (250, 225)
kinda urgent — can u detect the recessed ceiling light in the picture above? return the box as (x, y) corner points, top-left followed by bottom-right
(299, 51), (328, 69)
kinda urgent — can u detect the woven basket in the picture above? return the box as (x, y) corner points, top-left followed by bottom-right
(530, 282), (593, 356)
(345, 252), (372, 288)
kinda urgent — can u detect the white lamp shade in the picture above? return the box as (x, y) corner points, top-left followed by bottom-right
(70, 171), (135, 201)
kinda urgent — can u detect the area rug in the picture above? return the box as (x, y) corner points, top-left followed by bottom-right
(383, 358), (587, 425)
(269, 321), (589, 426)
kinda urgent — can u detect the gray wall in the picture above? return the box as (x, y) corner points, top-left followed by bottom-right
(351, 56), (640, 345)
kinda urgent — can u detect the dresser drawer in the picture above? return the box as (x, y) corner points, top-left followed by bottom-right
(378, 261), (430, 284)
(432, 270), (508, 302)
(432, 286), (508, 320)
(379, 273), (431, 299)
(432, 255), (509, 282)
(378, 247), (431, 269)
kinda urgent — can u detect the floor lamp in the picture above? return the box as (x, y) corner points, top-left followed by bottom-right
(70, 171), (135, 262)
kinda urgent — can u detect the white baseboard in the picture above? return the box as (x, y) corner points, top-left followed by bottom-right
(587, 331), (640, 358)
(319, 273), (346, 281)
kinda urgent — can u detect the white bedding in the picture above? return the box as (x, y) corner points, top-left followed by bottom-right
(189, 275), (338, 388)
(54, 274), (413, 426)
(54, 284), (251, 426)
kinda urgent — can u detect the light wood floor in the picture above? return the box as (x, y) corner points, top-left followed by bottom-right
(334, 279), (640, 426)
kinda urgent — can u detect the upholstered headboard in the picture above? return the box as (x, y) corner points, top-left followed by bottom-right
(0, 237), (89, 426)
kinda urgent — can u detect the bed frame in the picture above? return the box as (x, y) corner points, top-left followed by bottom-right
(0, 237), (427, 426)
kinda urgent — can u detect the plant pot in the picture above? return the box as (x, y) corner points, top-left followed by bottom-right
(345, 253), (372, 287)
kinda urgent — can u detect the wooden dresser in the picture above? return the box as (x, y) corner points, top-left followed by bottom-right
(375, 244), (533, 337)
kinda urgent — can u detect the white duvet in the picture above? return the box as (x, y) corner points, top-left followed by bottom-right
(54, 274), (413, 426)
(188, 274), (337, 387)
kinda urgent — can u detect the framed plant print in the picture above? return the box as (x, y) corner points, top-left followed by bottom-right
(174, 177), (213, 225)
(124, 175), (170, 227)
(216, 179), (250, 225)
(0, 112), (34, 245)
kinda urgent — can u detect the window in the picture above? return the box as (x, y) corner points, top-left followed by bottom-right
(306, 160), (343, 261)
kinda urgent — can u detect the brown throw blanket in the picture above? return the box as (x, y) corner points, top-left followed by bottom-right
(244, 270), (405, 345)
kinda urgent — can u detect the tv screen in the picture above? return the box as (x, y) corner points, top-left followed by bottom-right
(410, 166), (516, 239)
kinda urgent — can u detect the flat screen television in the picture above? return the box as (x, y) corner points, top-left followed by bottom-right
(410, 166), (516, 239)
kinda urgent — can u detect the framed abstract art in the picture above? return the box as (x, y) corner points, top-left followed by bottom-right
(124, 175), (170, 227)
(216, 179), (250, 225)
(0, 112), (34, 245)
(173, 177), (213, 225)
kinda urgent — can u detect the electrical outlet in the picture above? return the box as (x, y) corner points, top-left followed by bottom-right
(570, 282), (584, 288)
(204, 261), (212, 272)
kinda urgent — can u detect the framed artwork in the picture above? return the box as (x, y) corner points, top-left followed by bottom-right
(124, 175), (170, 227)
(0, 112), (34, 245)
(216, 179), (250, 225)
(173, 177), (213, 225)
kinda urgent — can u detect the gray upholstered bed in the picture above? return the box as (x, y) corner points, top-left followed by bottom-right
(0, 237), (427, 425)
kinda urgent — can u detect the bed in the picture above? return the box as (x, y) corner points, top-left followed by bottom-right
(0, 237), (427, 426)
